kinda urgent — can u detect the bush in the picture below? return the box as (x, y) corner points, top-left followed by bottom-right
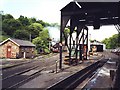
(44, 48), (50, 54)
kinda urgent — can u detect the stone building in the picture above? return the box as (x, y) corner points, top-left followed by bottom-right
(0, 38), (35, 59)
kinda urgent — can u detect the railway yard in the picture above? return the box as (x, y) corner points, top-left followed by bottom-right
(1, 51), (119, 89)
(1, 1), (120, 90)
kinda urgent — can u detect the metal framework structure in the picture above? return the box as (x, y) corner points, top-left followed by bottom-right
(59, 1), (120, 69)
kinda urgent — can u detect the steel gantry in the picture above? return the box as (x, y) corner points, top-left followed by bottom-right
(59, 1), (120, 69)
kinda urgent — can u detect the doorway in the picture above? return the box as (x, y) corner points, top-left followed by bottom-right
(7, 46), (11, 58)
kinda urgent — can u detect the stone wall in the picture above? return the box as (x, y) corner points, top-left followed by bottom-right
(0, 41), (19, 58)
(0, 40), (35, 59)
(19, 47), (35, 58)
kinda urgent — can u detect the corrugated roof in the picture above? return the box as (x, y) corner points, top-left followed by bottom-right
(0, 38), (35, 47)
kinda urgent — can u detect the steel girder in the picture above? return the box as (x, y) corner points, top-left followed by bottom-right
(59, 2), (120, 69)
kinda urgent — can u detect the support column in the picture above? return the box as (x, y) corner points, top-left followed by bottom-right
(69, 32), (72, 65)
(82, 29), (84, 61)
(79, 43), (82, 60)
(77, 25), (83, 61)
(59, 14), (70, 69)
(86, 29), (88, 60)
(75, 26), (80, 64)
(59, 15), (63, 69)
(69, 18), (74, 65)
(75, 36), (78, 64)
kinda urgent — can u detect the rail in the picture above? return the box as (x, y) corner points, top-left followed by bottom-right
(47, 59), (108, 90)
(2, 61), (59, 89)
(2, 66), (44, 90)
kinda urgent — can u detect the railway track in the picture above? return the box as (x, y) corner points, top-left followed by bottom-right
(2, 63), (59, 89)
(2, 60), (42, 79)
(2, 54), (59, 90)
(2, 53), (59, 79)
(2, 60), (35, 70)
(2, 53), (57, 70)
(47, 58), (108, 90)
(2, 65), (44, 89)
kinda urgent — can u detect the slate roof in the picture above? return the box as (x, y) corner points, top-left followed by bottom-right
(0, 38), (35, 47)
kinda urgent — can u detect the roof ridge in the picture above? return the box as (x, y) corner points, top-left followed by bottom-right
(0, 38), (35, 47)
(10, 38), (30, 42)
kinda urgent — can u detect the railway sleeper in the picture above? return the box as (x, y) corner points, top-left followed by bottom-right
(47, 59), (107, 90)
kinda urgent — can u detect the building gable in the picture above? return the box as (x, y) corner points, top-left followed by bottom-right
(0, 38), (35, 47)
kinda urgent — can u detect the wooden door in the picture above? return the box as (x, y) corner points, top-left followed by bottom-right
(7, 46), (11, 58)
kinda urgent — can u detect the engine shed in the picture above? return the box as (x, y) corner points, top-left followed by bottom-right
(90, 40), (106, 52)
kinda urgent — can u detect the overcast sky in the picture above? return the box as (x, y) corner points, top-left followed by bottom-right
(1, 0), (119, 41)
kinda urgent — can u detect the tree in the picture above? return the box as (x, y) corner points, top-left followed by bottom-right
(29, 17), (37, 23)
(18, 15), (30, 27)
(1, 14), (57, 54)
(109, 34), (119, 48)
(102, 38), (110, 49)
(13, 30), (29, 40)
(2, 18), (22, 37)
(102, 34), (120, 49)
(36, 20), (50, 27)
(27, 23), (43, 39)
(3, 14), (14, 20)
(32, 29), (50, 53)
